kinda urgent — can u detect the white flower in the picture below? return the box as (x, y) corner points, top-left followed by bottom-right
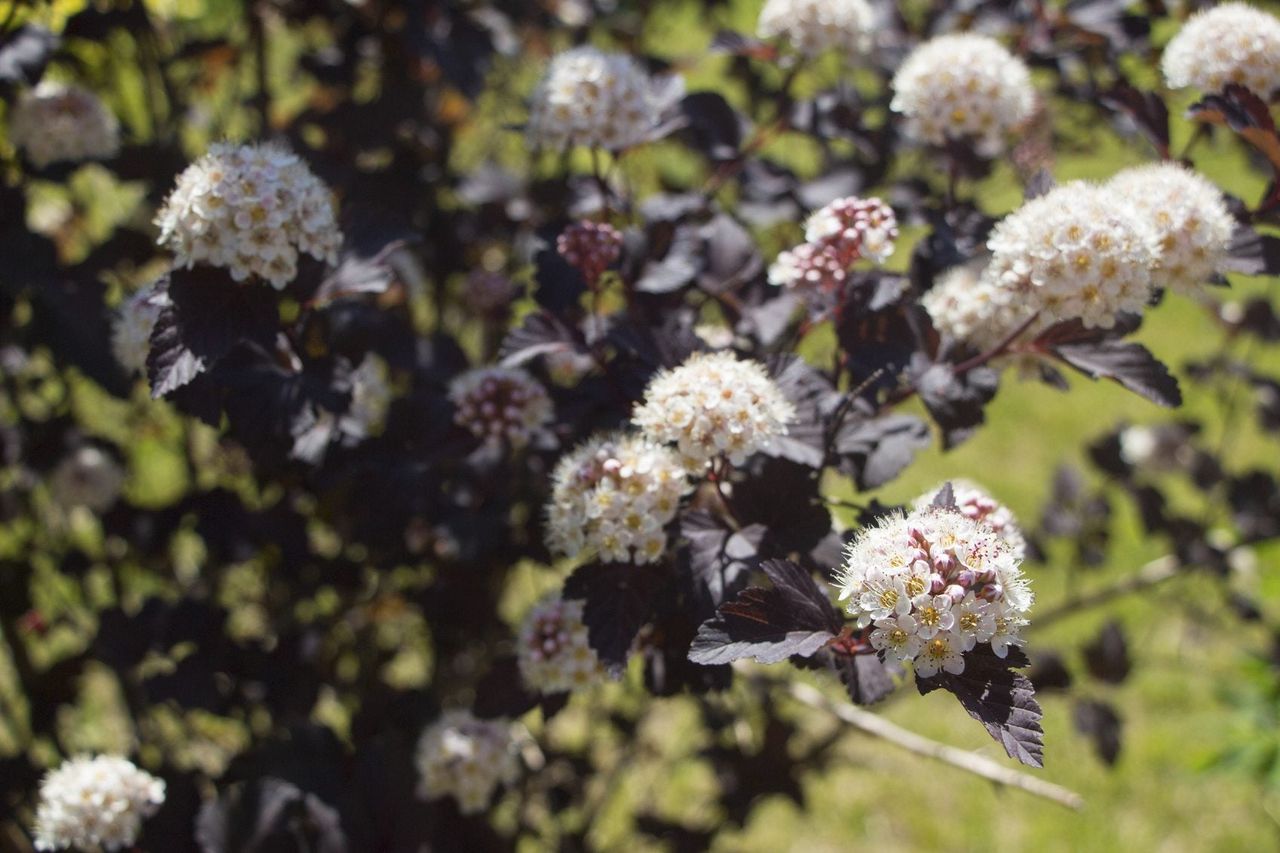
(769, 196), (897, 291)
(921, 261), (1027, 352)
(911, 593), (956, 639)
(546, 432), (690, 564)
(756, 0), (875, 58)
(9, 82), (119, 169)
(517, 597), (603, 694)
(49, 447), (124, 513)
(346, 354), (392, 436)
(989, 603), (1027, 658)
(984, 181), (1160, 332)
(527, 46), (669, 151)
(1106, 163), (1236, 295)
(415, 711), (520, 815)
(915, 480), (1027, 562)
(32, 755), (165, 852)
(632, 351), (795, 467)
(156, 142), (342, 289)
(913, 631), (966, 678)
(111, 288), (162, 377)
(1162, 2), (1280, 96)
(448, 366), (552, 448)
(890, 34), (1035, 157)
(855, 569), (912, 626)
(952, 592), (995, 651)
(870, 613), (923, 662)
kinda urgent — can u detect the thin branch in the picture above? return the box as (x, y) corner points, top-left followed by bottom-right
(785, 680), (1085, 811)
(1031, 554), (1181, 630)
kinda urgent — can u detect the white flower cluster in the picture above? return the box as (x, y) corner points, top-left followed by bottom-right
(347, 354), (393, 435)
(1162, 2), (1280, 96)
(985, 181), (1159, 332)
(9, 82), (120, 169)
(517, 597), (603, 693)
(448, 366), (553, 447)
(32, 755), (165, 852)
(111, 289), (162, 377)
(1106, 163), (1235, 295)
(835, 502), (1033, 677)
(415, 711), (520, 815)
(155, 142), (342, 289)
(546, 432), (689, 564)
(890, 34), (1035, 157)
(632, 351), (795, 467)
(756, 0), (875, 57)
(527, 46), (663, 151)
(769, 196), (898, 291)
(915, 481), (1027, 562)
(50, 446), (125, 514)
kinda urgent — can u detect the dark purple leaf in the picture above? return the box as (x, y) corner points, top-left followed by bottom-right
(835, 412), (931, 489)
(679, 92), (747, 161)
(564, 562), (664, 671)
(1073, 699), (1123, 765)
(831, 650), (898, 706)
(146, 267), (278, 398)
(1052, 340), (1181, 407)
(680, 510), (764, 611)
(732, 456), (832, 554)
(916, 645), (1045, 767)
(689, 559), (840, 666)
(1222, 225), (1280, 276)
(498, 311), (579, 367)
(1083, 620), (1131, 684)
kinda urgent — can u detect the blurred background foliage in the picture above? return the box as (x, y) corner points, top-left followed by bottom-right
(2, 0), (1280, 850)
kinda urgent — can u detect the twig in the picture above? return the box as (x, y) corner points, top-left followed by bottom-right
(1031, 554), (1181, 630)
(785, 680), (1085, 810)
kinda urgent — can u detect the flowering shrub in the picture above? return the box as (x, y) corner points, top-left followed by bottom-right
(2, 1), (1280, 849)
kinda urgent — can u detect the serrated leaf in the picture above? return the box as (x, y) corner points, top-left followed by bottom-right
(731, 456), (832, 554)
(680, 510), (764, 611)
(762, 354), (837, 468)
(1052, 340), (1181, 407)
(916, 645), (1045, 767)
(146, 267), (278, 398)
(688, 559), (839, 666)
(835, 412), (932, 489)
(913, 360), (1000, 448)
(498, 311), (579, 367)
(563, 562), (663, 671)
